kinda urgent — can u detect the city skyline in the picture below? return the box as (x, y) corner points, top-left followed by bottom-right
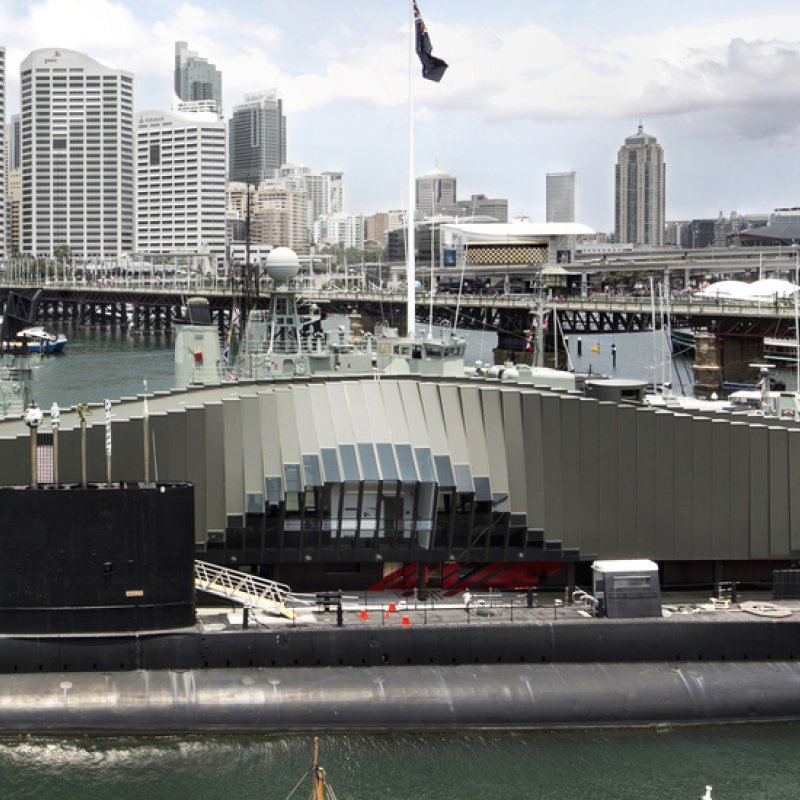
(1, 0), (800, 231)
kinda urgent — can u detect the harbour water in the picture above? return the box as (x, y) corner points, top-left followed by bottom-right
(1, 726), (799, 799)
(8, 323), (800, 796)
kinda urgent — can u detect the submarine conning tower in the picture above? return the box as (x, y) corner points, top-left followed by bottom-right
(0, 482), (196, 634)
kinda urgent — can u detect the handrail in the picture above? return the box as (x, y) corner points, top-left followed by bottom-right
(194, 559), (291, 611)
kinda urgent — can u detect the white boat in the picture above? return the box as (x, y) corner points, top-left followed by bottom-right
(0, 319), (67, 354)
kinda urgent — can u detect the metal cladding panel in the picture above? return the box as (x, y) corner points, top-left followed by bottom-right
(361, 381), (390, 440)
(292, 387), (319, 455)
(729, 422), (751, 559)
(769, 426), (791, 557)
(634, 408), (657, 558)
(748, 425), (770, 559)
(204, 402), (226, 533)
(578, 398), (600, 556)
(539, 392), (564, 539)
(309, 384), (338, 449)
(326, 383), (356, 444)
(521, 392), (546, 531)
(481, 388), (510, 506)
(147, 412), (172, 480)
(615, 405), (637, 557)
(559, 396), (582, 541)
(222, 398), (245, 524)
(398, 382), (430, 449)
(440, 385), (469, 464)
(376, 443), (399, 482)
(185, 406), (208, 540)
(501, 390), (527, 516)
(379, 381), (411, 443)
(596, 402), (620, 556)
(109, 413), (145, 483)
(672, 414), (695, 560)
(345, 383), (372, 442)
(652, 411), (675, 560)
(240, 396), (264, 512)
(164, 408), (188, 483)
(54, 427), (81, 485)
(419, 383), (449, 454)
(790, 431), (800, 553)
(0, 436), (28, 486)
(691, 416), (714, 559)
(460, 385), (491, 478)
(395, 443), (419, 483)
(258, 393), (283, 494)
(710, 419), (732, 560)
(275, 389), (302, 465)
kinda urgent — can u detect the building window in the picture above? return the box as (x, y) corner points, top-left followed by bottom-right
(149, 143), (160, 166)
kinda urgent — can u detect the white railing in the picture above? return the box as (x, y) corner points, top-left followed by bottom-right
(194, 559), (292, 615)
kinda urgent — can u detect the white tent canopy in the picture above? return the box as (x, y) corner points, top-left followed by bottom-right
(695, 278), (799, 300)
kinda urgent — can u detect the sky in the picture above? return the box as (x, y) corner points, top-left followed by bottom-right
(3, 0), (800, 232)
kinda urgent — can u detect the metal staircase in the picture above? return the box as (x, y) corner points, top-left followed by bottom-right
(194, 560), (296, 618)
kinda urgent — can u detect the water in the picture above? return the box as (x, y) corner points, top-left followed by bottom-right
(9, 324), (800, 795)
(0, 726), (798, 799)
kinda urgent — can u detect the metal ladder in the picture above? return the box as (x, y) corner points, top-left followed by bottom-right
(194, 560), (295, 619)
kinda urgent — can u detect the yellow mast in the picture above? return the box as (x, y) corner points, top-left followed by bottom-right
(311, 736), (326, 800)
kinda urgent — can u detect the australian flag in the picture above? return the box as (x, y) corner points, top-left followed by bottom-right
(414, 2), (448, 82)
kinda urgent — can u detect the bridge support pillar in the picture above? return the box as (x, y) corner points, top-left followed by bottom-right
(693, 331), (764, 395)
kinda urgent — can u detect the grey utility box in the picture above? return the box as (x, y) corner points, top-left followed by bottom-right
(591, 559), (661, 618)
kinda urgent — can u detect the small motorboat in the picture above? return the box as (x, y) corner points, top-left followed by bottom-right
(1, 326), (67, 354)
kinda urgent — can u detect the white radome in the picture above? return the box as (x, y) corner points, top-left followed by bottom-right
(266, 247), (300, 284)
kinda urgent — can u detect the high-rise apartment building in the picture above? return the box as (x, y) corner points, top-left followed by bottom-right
(546, 171), (575, 223)
(0, 47), (5, 260)
(174, 42), (222, 114)
(136, 108), (227, 262)
(7, 114), (20, 170)
(229, 90), (286, 185)
(415, 167), (456, 216)
(20, 48), (134, 258)
(614, 123), (665, 246)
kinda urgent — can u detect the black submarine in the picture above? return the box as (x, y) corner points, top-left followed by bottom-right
(2, 468), (800, 732)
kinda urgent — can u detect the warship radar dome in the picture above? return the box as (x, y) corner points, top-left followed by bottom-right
(266, 246), (300, 285)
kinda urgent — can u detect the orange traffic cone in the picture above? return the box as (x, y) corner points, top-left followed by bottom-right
(359, 609), (369, 621)
(388, 601), (398, 613)
(401, 615), (411, 627)
(385, 610), (391, 619)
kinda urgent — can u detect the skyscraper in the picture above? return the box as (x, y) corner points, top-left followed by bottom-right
(0, 47), (5, 260)
(174, 42), (222, 114)
(614, 123), (665, 246)
(415, 167), (456, 216)
(21, 49), (134, 258)
(546, 171), (575, 223)
(136, 108), (227, 262)
(229, 90), (286, 185)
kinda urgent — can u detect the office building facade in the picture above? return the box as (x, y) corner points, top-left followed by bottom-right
(416, 167), (456, 216)
(0, 47), (5, 260)
(546, 171), (575, 223)
(136, 109), (226, 262)
(229, 90), (286, 185)
(614, 123), (665, 246)
(174, 42), (222, 114)
(20, 49), (134, 259)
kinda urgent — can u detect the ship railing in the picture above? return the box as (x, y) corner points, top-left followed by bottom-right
(194, 559), (294, 615)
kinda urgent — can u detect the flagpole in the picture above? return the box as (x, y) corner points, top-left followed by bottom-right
(406, 0), (416, 339)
